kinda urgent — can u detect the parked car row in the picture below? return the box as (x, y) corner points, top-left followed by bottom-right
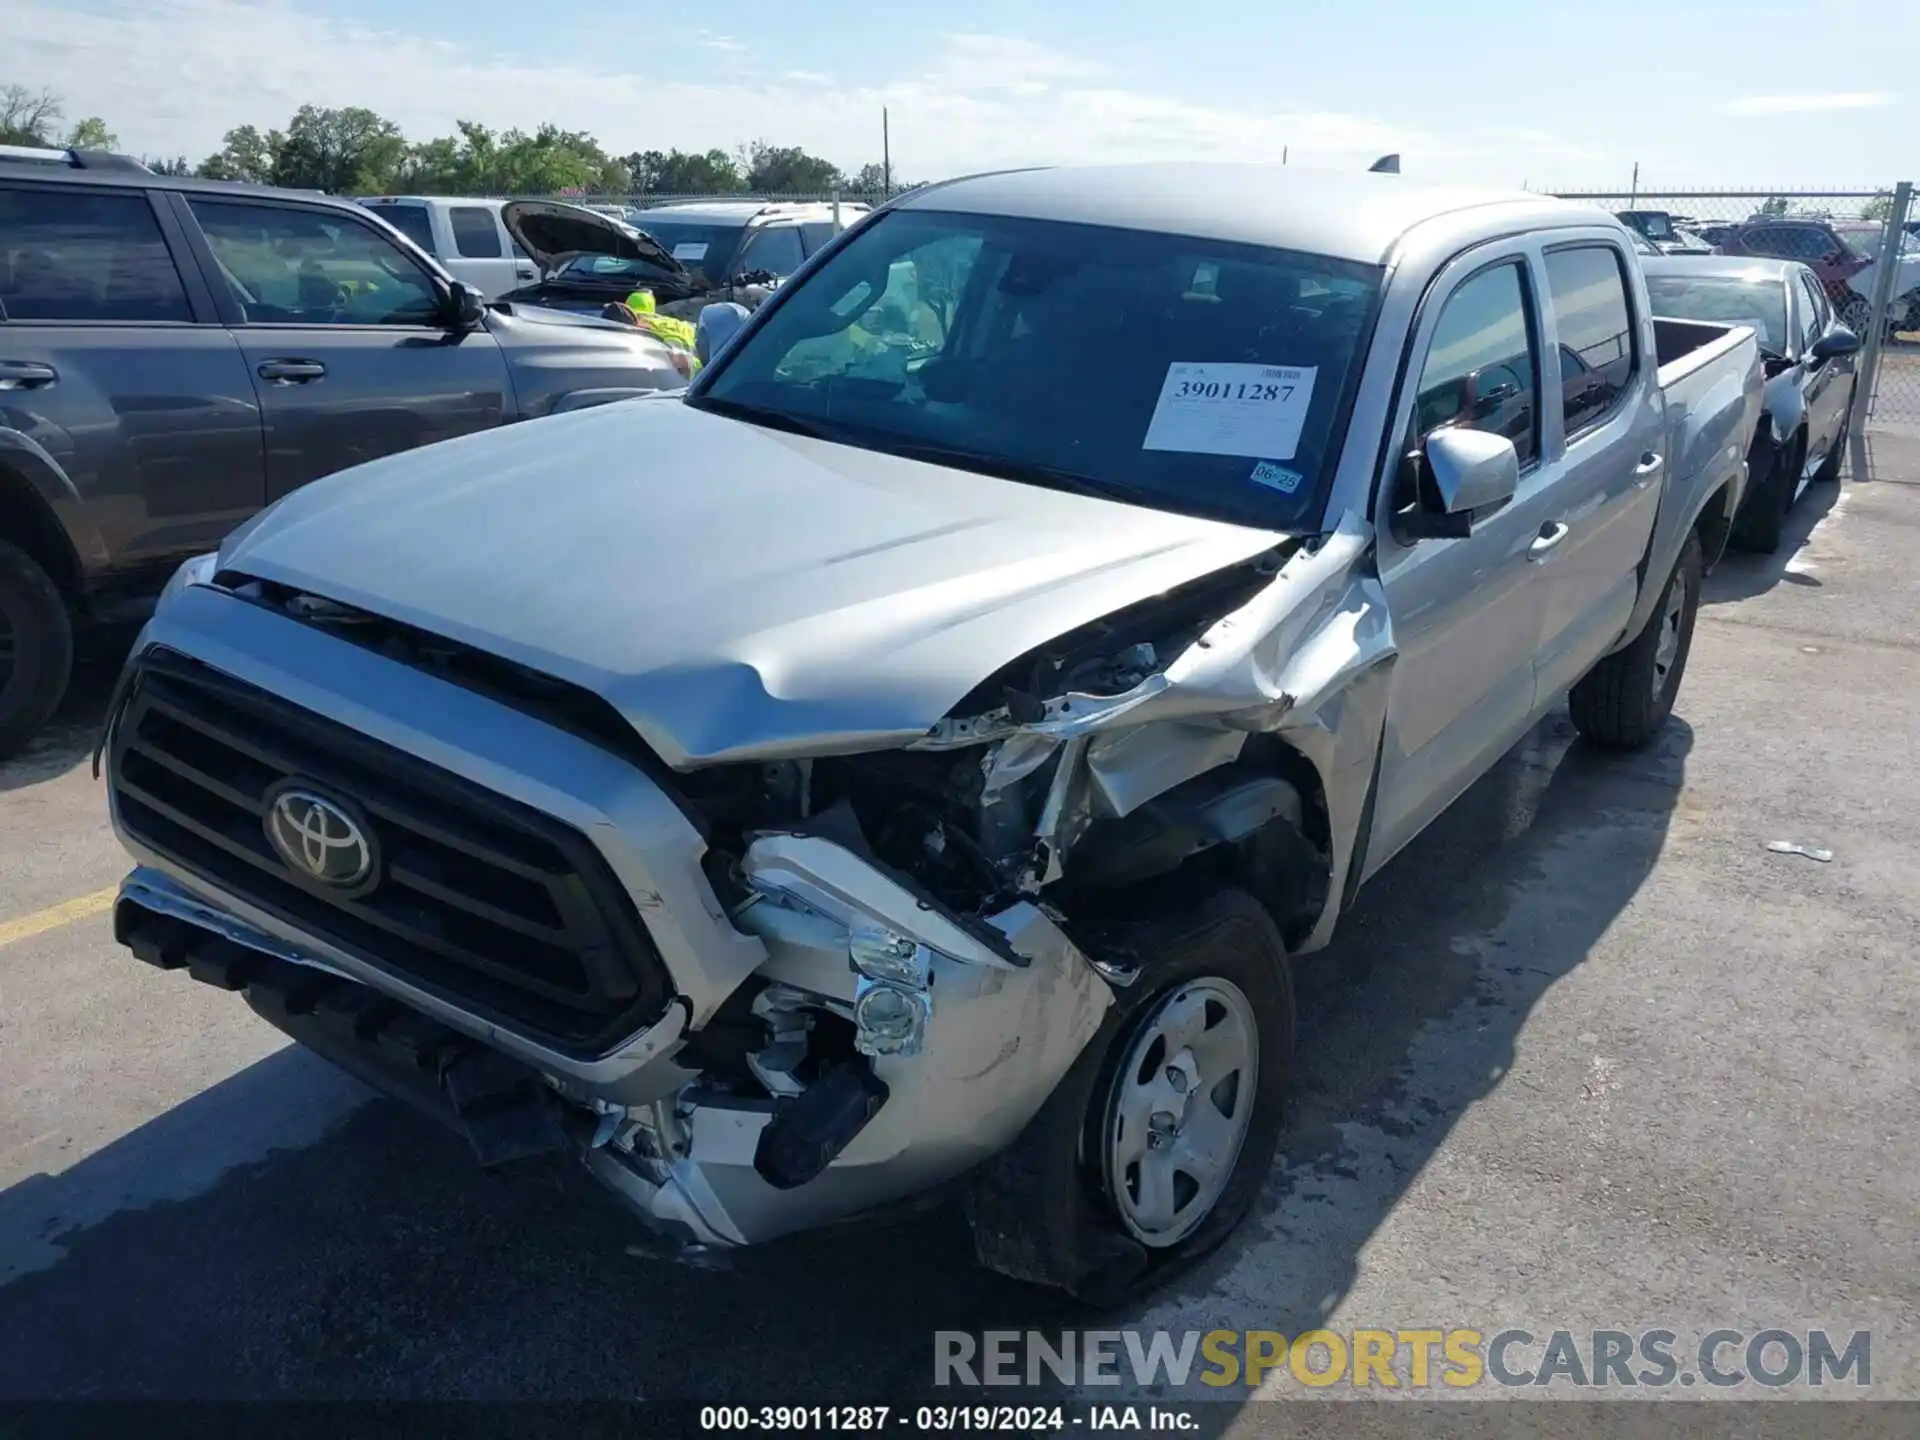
(0, 145), (693, 757)
(96, 161), (1766, 1301)
(1619, 207), (1920, 337)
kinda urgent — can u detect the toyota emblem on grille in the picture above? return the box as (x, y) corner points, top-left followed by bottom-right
(265, 787), (375, 887)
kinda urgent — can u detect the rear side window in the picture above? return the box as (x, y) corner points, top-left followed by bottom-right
(801, 222), (839, 254)
(449, 206), (502, 258)
(371, 203), (436, 255)
(1544, 245), (1636, 436)
(0, 187), (191, 323)
(1410, 261), (1539, 467)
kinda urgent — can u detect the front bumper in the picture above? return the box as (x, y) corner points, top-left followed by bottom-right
(106, 586), (1112, 1250)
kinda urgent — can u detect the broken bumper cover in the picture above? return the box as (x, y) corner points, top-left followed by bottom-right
(115, 845), (1111, 1253)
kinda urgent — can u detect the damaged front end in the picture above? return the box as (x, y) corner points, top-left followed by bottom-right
(574, 507), (1393, 1251)
(105, 506), (1392, 1260)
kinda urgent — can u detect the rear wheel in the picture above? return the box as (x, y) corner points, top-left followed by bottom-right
(1841, 295), (1873, 336)
(0, 540), (75, 762)
(1568, 530), (1701, 751)
(966, 886), (1293, 1304)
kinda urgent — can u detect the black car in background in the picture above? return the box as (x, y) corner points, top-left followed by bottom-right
(1642, 254), (1860, 552)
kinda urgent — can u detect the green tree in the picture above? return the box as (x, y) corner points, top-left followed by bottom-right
(741, 140), (843, 193)
(396, 134), (466, 192)
(269, 105), (408, 193)
(628, 147), (742, 194)
(144, 155), (194, 176)
(197, 124), (282, 183)
(64, 116), (117, 150)
(0, 84), (64, 146)
(1861, 191), (1895, 222)
(851, 162), (888, 195)
(1757, 195), (1792, 217)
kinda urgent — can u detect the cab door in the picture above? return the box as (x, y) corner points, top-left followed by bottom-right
(0, 180), (264, 565)
(1369, 250), (1565, 870)
(1531, 239), (1666, 704)
(173, 194), (512, 500)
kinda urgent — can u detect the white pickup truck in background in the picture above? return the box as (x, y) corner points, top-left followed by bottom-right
(356, 196), (541, 298)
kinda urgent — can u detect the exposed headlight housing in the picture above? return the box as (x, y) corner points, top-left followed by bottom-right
(848, 921), (933, 1057)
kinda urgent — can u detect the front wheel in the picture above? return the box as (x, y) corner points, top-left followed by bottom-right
(965, 887), (1293, 1304)
(1568, 530), (1701, 751)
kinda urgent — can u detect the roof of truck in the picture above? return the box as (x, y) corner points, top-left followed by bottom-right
(894, 163), (1594, 265)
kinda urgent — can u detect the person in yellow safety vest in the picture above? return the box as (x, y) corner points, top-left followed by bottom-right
(602, 288), (702, 376)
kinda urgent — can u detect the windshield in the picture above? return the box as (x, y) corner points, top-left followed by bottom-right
(553, 251), (680, 284)
(1645, 275), (1788, 354)
(693, 209), (1381, 529)
(631, 218), (747, 284)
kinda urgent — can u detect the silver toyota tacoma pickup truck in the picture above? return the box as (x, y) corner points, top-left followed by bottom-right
(101, 165), (1762, 1302)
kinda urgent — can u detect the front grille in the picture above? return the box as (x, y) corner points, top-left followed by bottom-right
(108, 648), (675, 1055)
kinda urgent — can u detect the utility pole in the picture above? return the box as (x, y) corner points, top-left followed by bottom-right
(1630, 161), (1639, 203)
(882, 108), (891, 197)
(1282, 146), (1288, 165)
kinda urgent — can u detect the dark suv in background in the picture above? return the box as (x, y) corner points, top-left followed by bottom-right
(0, 143), (689, 759)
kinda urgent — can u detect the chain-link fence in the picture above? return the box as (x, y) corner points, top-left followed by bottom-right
(1552, 186), (1920, 432)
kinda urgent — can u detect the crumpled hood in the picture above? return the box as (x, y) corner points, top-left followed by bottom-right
(216, 400), (1290, 767)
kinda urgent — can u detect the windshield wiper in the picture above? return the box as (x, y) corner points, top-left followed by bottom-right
(685, 394), (841, 441)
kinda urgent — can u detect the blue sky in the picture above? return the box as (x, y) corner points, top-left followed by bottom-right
(6, 0), (1913, 189)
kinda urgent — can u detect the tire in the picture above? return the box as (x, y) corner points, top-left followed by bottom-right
(0, 539), (75, 762)
(1728, 429), (1802, 555)
(1841, 295), (1873, 335)
(965, 886), (1293, 1305)
(1812, 405), (1851, 485)
(1568, 529), (1701, 752)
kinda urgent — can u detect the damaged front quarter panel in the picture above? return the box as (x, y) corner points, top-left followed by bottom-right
(916, 509), (1396, 951)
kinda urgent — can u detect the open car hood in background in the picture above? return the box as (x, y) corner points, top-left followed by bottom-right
(500, 200), (684, 277)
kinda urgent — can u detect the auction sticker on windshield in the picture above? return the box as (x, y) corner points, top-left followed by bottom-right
(1144, 363), (1317, 460)
(672, 242), (710, 262)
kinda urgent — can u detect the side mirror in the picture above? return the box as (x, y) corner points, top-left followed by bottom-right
(1395, 427), (1519, 542)
(1810, 327), (1861, 361)
(446, 281), (487, 330)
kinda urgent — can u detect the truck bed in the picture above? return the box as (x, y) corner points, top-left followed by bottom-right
(1612, 313), (1764, 646)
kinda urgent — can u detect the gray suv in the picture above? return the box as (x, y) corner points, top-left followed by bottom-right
(0, 144), (689, 758)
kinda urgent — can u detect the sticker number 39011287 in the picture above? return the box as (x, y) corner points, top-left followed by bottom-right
(1143, 362), (1318, 461)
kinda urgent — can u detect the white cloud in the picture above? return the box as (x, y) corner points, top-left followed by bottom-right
(696, 33), (745, 53)
(4, 0), (1584, 183)
(1721, 92), (1894, 116)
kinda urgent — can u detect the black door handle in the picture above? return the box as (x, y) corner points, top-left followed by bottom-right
(0, 360), (58, 390)
(257, 359), (327, 383)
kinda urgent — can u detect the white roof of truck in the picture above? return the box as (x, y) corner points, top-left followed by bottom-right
(896, 164), (1591, 266)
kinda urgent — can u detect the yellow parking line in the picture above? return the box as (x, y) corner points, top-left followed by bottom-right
(0, 886), (119, 949)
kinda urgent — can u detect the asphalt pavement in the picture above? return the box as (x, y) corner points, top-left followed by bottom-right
(1, 435), (1916, 1415)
